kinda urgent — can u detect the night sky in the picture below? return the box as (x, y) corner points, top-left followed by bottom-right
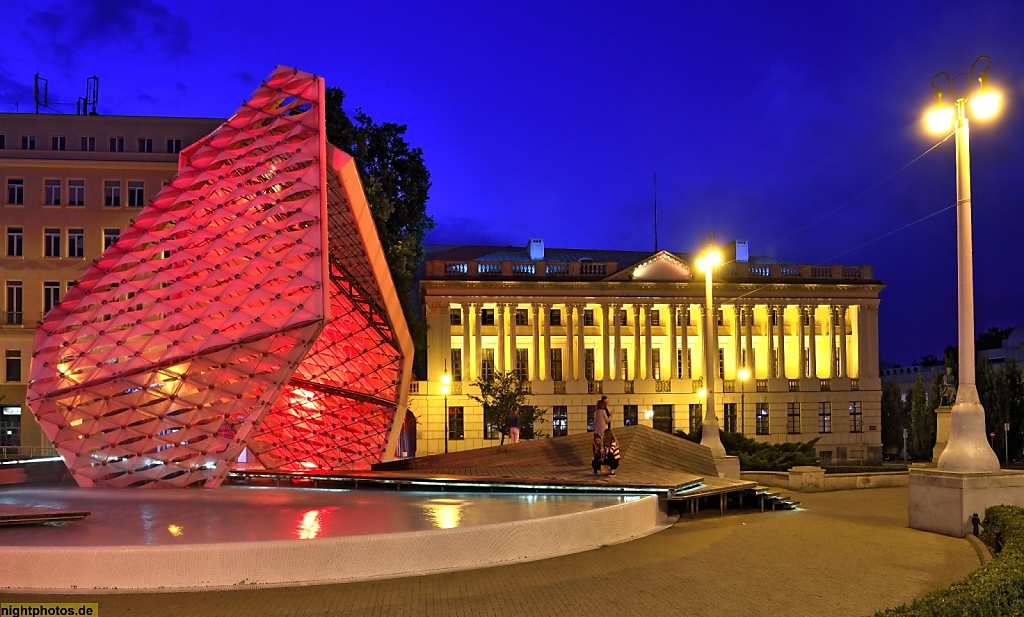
(2, 1), (1022, 366)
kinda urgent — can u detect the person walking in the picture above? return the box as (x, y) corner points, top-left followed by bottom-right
(507, 406), (521, 444)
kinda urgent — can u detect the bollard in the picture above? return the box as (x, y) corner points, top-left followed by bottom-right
(971, 512), (981, 536)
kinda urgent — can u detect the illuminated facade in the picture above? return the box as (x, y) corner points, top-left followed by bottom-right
(414, 240), (884, 462)
(26, 67), (413, 487)
(0, 110), (222, 453)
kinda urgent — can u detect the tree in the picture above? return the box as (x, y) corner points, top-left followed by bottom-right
(881, 381), (908, 459)
(323, 88), (434, 372)
(469, 371), (547, 444)
(908, 375), (935, 460)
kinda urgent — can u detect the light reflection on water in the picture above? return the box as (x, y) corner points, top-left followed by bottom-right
(0, 486), (640, 547)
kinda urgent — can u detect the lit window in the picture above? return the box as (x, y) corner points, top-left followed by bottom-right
(552, 406), (568, 437)
(447, 407), (464, 440)
(756, 403), (769, 435)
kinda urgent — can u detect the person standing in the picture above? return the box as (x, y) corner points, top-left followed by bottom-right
(507, 406), (521, 444)
(593, 397), (610, 436)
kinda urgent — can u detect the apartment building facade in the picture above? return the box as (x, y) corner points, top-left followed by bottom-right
(0, 112), (221, 452)
(413, 240), (885, 462)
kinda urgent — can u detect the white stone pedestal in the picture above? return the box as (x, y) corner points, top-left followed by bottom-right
(933, 406), (952, 461)
(714, 455), (740, 480)
(908, 468), (1024, 537)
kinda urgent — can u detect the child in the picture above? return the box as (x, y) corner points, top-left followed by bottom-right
(603, 428), (621, 476)
(592, 432), (605, 474)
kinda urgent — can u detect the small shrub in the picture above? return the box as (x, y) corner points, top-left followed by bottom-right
(674, 426), (818, 471)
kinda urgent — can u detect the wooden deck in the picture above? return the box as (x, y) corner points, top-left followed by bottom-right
(0, 503), (90, 526)
(233, 426), (756, 502)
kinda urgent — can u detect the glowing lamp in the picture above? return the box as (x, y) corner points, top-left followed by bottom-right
(696, 249), (722, 272)
(698, 387), (707, 398)
(738, 368), (750, 381)
(970, 90), (1000, 119)
(440, 371), (451, 396)
(926, 104), (954, 133)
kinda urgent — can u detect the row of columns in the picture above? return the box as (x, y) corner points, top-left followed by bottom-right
(432, 302), (856, 383)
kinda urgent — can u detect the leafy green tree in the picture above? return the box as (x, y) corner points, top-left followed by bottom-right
(908, 375), (935, 460)
(469, 370), (546, 444)
(323, 88), (434, 374)
(881, 381), (908, 459)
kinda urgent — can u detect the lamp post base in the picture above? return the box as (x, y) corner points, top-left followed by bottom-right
(937, 395), (1000, 473)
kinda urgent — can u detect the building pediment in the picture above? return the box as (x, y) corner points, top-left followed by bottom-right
(606, 250), (694, 281)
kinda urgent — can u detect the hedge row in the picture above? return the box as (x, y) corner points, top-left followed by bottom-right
(875, 505), (1024, 616)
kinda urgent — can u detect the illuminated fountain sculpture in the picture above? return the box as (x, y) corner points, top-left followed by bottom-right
(26, 67), (413, 488)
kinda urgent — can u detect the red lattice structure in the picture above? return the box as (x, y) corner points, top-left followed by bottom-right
(26, 67), (413, 488)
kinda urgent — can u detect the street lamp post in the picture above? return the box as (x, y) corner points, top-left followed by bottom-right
(925, 55), (1001, 473)
(697, 239), (726, 457)
(738, 367), (750, 435)
(440, 361), (451, 454)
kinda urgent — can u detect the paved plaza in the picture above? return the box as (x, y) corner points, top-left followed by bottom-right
(0, 486), (979, 617)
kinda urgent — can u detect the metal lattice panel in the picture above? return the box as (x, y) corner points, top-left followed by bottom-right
(27, 66), (411, 487)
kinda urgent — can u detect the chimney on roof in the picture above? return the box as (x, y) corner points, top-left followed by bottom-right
(729, 240), (749, 263)
(527, 238), (544, 261)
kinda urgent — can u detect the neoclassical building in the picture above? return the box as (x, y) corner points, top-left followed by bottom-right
(412, 239), (884, 462)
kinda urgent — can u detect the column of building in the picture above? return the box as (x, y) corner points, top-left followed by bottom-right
(732, 306), (741, 376)
(631, 305), (641, 381)
(798, 305), (808, 379)
(462, 303), (473, 381)
(509, 303), (518, 375)
(828, 305), (837, 379)
(532, 303), (542, 380)
(565, 303), (575, 381)
(765, 306), (775, 378)
(542, 303), (552, 381)
(643, 304), (653, 379)
(839, 305), (848, 378)
(668, 304), (678, 381)
(743, 305), (754, 377)
(474, 303), (483, 380)
(681, 305), (690, 380)
(601, 304), (611, 381)
(808, 305), (818, 379)
(496, 302), (506, 373)
(612, 304), (622, 380)
(576, 303), (586, 381)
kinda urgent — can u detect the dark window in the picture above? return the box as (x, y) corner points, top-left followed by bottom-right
(450, 349), (462, 382)
(583, 309), (594, 326)
(44, 179), (61, 205)
(756, 403), (769, 435)
(818, 402), (832, 434)
(650, 310), (660, 326)
(586, 405), (595, 432)
(653, 404), (673, 434)
(51, 135), (65, 151)
(584, 348), (595, 381)
(138, 138), (153, 153)
(0, 134), (5, 149)
(6, 227), (22, 257)
(480, 348), (495, 382)
(167, 138), (183, 154)
(21, 135), (35, 150)
(104, 181), (121, 207)
(552, 406), (568, 436)
(484, 409), (500, 440)
(447, 407), (464, 440)
(623, 404), (638, 426)
(103, 229), (119, 250)
(723, 403), (737, 433)
(81, 136), (95, 152)
(550, 348), (562, 381)
(480, 309), (495, 326)
(68, 180), (85, 206)
(619, 309), (628, 326)
(5, 281), (22, 326)
(515, 348), (528, 381)
(689, 404), (702, 433)
(515, 308), (529, 326)
(449, 308), (461, 326)
(128, 181), (145, 207)
(787, 402), (801, 434)
(109, 137), (124, 152)
(43, 281), (61, 314)
(7, 179), (24, 205)
(549, 308), (561, 326)
(620, 349), (629, 380)
(5, 350), (21, 382)
(68, 229), (84, 258)
(44, 229), (60, 258)
(849, 402), (863, 433)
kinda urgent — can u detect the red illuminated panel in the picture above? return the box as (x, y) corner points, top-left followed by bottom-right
(27, 67), (412, 488)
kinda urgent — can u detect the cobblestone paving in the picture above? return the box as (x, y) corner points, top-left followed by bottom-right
(0, 487), (980, 617)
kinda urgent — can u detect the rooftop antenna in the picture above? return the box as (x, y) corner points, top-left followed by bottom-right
(653, 172), (659, 252)
(77, 76), (99, 115)
(33, 73), (48, 114)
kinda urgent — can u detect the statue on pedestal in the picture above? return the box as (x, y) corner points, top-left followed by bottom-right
(939, 367), (957, 407)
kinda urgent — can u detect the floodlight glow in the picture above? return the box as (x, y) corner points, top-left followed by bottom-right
(696, 249), (721, 272)
(738, 368), (750, 381)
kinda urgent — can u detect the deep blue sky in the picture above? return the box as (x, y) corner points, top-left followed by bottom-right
(2, 1), (1022, 365)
